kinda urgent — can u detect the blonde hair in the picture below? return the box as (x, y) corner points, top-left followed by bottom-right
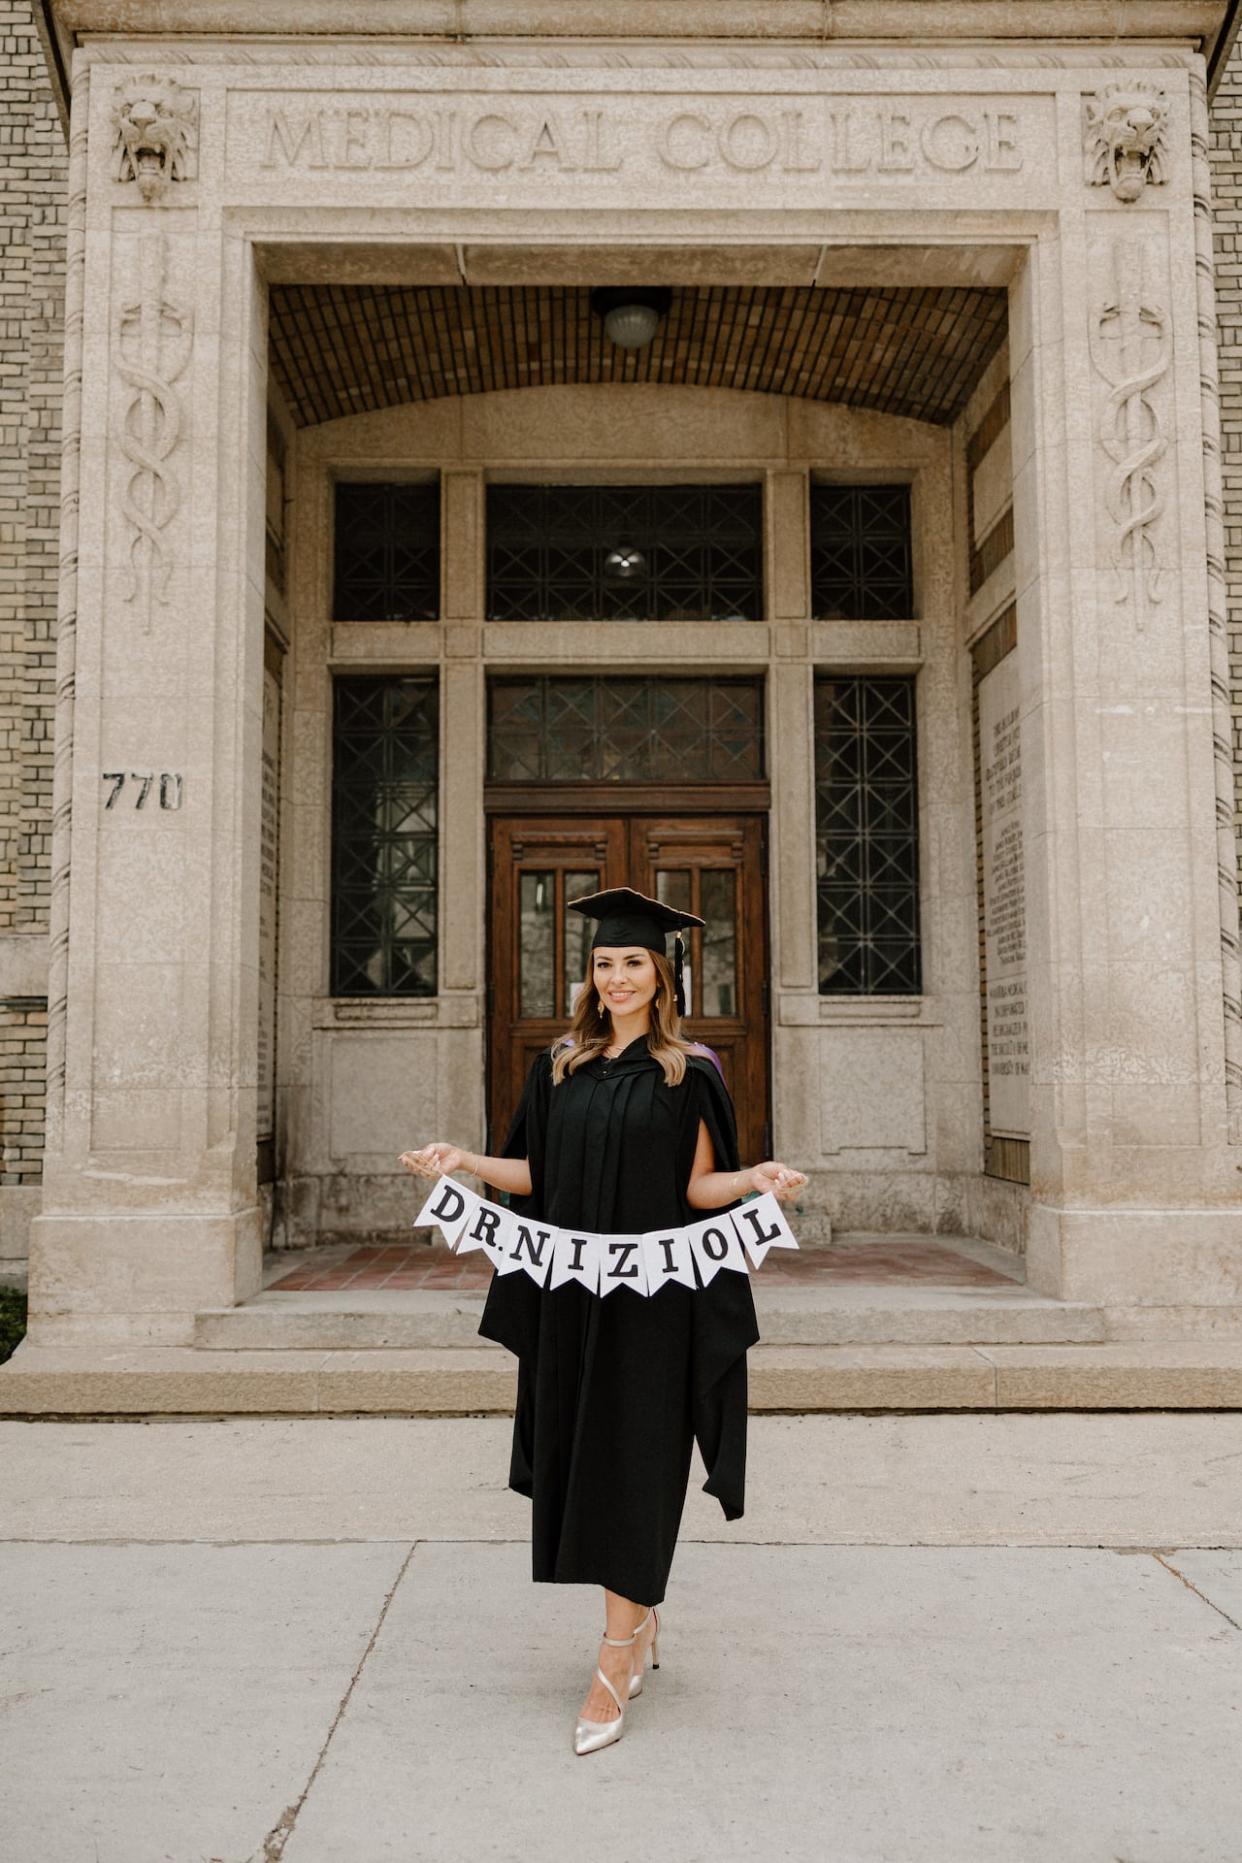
(550, 948), (699, 1088)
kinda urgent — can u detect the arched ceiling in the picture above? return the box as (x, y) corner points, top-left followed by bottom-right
(267, 283), (1006, 429)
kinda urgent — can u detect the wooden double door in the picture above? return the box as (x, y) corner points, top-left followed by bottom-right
(488, 813), (769, 1164)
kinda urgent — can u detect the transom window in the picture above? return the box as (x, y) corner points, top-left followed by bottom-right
(488, 676), (764, 784)
(814, 676), (921, 994)
(333, 480), (440, 621)
(810, 484), (913, 620)
(486, 484), (764, 621)
(331, 677), (439, 996)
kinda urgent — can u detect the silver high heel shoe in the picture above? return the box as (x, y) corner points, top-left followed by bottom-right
(627, 1604), (661, 1700)
(573, 1606), (660, 1755)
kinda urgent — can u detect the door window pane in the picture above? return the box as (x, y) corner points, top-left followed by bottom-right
(700, 869), (737, 1016)
(519, 872), (555, 1018)
(563, 869), (600, 1015)
(655, 870), (694, 1012)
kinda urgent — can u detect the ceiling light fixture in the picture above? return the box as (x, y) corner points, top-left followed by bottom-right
(590, 286), (673, 351)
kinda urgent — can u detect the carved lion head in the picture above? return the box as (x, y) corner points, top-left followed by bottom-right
(1084, 84), (1169, 203)
(113, 75), (196, 202)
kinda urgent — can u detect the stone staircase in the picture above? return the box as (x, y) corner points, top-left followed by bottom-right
(5, 1231), (1242, 1415)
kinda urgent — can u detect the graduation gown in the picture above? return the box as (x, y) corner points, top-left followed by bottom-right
(478, 1036), (760, 1605)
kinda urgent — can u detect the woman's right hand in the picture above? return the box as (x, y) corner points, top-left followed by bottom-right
(397, 1142), (473, 1180)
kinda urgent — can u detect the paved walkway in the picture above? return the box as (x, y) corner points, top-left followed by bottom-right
(2, 1414), (1241, 1862)
(266, 1232), (1022, 1293)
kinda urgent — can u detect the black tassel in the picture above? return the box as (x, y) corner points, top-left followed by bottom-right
(674, 932), (687, 1017)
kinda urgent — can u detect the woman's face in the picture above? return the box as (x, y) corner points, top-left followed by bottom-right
(593, 945), (659, 1021)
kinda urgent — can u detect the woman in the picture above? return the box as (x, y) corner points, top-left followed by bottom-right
(399, 885), (806, 1754)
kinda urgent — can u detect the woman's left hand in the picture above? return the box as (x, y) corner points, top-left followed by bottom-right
(749, 1161), (808, 1203)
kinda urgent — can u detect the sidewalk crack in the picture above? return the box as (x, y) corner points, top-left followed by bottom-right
(1151, 1551), (1242, 1632)
(258, 1539), (419, 1861)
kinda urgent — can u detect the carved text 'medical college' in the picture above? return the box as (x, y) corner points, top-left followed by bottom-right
(256, 100), (1024, 179)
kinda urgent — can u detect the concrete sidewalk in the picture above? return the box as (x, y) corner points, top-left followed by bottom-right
(2, 1415), (1241, 1863)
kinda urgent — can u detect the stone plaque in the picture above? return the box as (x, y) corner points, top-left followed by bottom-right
(978, 650), (1029, 1140)
(224, 88), (1051, 207)
(257, 656), (281, 1146)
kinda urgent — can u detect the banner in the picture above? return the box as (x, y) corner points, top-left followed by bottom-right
(413, 1176), (800, 1295)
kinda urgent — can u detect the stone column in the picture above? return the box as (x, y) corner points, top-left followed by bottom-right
(1018, 74), (1241, 1305)
(28, 68), (267, 1342)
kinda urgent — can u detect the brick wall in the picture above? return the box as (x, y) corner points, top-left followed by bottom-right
(0, 3), (65, 1194)
(1211, 49), (1242, 930)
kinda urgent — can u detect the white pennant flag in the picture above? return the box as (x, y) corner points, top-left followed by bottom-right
(414, 1177), (480, 1250)
(453, 1194), (511, 1268)
(599, 1235), (648, 1298)
(548, 1230), (601, 1294)
(730, 1192), (800, 1268)
(488, 1206), (528, 1276)
(640, 1227), (695, 1293)
(685, 1213), (747, 1287)
(504, 1216), (556, 1287)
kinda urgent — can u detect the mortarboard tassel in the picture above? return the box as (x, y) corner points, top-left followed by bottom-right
(674, 931), (687, 1018)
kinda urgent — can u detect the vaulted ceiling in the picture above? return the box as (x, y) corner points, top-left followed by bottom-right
(267, 283), (1007, 429)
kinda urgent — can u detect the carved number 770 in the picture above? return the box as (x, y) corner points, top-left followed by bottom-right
(102, 772), (184, 810)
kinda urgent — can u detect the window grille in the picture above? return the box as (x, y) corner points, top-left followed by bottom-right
(810, 484), (913, 620)
(333, 481), (440, 621)
(488, 676), (764, 785)
(486, 484), (763, 621)
(814, 676), (921, 994)
(331, 677), (439, 995)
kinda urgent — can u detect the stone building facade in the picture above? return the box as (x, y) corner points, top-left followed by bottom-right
(2, 2), (1242, 1365)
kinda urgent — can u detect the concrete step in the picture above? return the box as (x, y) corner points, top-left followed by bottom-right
(5, 1339), (1242, 1415)
(193, 1286), (1110, 1351)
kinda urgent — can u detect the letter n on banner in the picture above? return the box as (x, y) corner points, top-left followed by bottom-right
(600, 1236), (648, 1298)
(685, 1214), (747, 1286)
(507, 1218), (555, 1287)
(639, 1228), (695, 1292)
(730, 1192), (799, 1267)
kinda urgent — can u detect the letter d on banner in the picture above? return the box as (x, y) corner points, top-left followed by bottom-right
(414, 1175), (480, 1248)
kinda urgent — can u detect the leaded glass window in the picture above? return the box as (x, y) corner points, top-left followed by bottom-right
(810, 484), (913, 620)
(488, 677), (764, 784)
(333, 480), (440, 621)
(815, 676), (921, 994)
(487, 484), (763, 621)
(331, 677), (438, 995)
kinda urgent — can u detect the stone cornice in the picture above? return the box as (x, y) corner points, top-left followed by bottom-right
(47, 0), (1231, 52)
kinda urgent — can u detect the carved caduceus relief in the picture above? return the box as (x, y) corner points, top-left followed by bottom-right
(1088, 240), (1171, 629)
(114, 234), (193, 632)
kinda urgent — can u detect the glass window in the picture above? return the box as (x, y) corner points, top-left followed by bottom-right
(488, 677), (764, 785)
(334, 480), (440, 621)
(814, 676), (921, 994)
(331, 677), (439, 995)
(810, 484), (913, 620)
(487, 484), (763, 621)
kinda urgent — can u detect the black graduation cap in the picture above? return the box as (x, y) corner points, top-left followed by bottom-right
(566, 885), (704, 1018)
